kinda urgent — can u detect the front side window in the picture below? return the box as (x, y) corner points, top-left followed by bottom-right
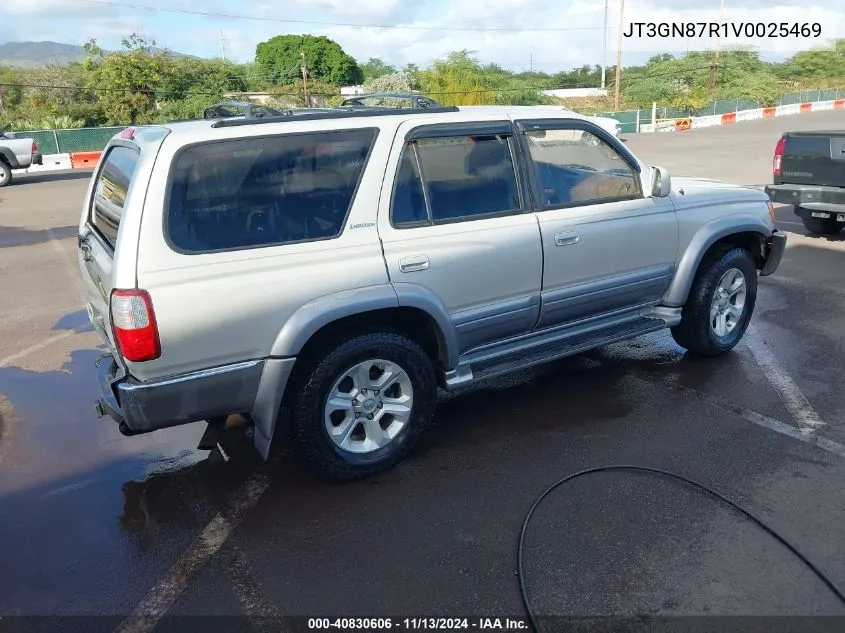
(524, 127), (641, 208)
(166, 129), (377, 253)
(391, 134), (520, 226)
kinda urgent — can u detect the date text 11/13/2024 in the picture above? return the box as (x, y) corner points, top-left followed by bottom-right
(306, 618), (529, 630)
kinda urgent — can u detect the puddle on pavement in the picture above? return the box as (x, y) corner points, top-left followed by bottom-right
(0, 340), (259, 614)
(51, 309), (94, 334)
(0, 225), (77, 248)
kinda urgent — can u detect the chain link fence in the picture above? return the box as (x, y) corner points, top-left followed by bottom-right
(777, 89), (843, 105)
(10, 126), (125, 154)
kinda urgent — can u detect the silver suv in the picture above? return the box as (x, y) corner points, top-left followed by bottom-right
(77, 105), (786, 480)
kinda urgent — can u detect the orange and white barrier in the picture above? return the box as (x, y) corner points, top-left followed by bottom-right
(70, 151), (101, 169)
(652, 99), (845, 134)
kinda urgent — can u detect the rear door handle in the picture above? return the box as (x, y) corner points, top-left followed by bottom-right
(554, 231), (580, 246)
(399, 255), (430, 273)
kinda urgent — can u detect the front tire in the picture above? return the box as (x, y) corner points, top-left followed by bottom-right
(290, 330), (437, 481)
(799, 211), (844, 235)
(0, 160), (11, 188)
(671, 246), (758, 357)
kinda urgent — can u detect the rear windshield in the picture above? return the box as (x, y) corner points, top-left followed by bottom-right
(91, 145), (140, 249)
(165, 128), (377, 253)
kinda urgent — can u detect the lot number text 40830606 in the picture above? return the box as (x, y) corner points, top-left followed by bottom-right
(623, 22), (822, 39)
(306, 618), (529, 630)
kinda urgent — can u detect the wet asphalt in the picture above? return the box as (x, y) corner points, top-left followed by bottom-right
(1, 113), (844, 630)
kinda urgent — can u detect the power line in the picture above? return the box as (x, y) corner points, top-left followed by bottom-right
(66, 0), (607, 32)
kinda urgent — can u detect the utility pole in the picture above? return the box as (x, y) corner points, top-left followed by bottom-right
(0, 86), (5, 112)
(220, 30), (226, 61)
(601, 0), (608, 89)
(614, 0), (625, 110)
(530, 51), (533, 73)
(710, 0), (725, 90)
(709, 0), (725, 89)
(300, 51), (309, 107)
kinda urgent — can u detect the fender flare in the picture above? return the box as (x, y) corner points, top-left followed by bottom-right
(269, 283), (459, 369)
(662, 215), (773, 307)
(0, 147), (20, 169)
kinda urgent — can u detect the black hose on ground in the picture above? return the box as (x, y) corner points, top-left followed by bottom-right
(517, 465), (845, 633)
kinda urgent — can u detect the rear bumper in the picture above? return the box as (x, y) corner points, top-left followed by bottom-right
(31, 153), (42, 166)
(95, 354), (267, 435)
(765, 183), (845, 209)
(760, 230), (787, 277)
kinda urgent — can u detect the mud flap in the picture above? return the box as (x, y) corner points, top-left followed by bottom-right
(197, 417), (227, 452)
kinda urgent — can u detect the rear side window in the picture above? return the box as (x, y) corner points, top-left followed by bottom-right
(391, 134), (521, 227)
(91, 146), (140, 249)
(166, 129), (377, 253)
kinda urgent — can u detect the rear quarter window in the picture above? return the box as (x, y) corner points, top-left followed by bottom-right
(165, 128), (377, 253)
(90, 145), (140, 249)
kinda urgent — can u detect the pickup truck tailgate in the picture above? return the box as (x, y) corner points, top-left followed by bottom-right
(776, 131), (845, 187)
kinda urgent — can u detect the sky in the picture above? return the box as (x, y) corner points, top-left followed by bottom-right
(1, 0), (843, 74)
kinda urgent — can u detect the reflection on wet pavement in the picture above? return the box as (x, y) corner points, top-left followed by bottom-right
(0, 225), (78, 249)
(51, 310), (94, 334)
(0, 343), (254, 615)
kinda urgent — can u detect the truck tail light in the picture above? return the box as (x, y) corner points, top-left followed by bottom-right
(773, 136), (786, 175)
(32, 141), (38, 154)
(110, 289), (161, 362)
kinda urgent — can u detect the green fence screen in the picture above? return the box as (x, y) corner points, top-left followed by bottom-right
(13, 126), (125, 155)
(777, 89), (843, 105)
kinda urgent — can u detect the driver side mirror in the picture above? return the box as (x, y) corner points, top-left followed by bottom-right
(650, 165), (671, 197)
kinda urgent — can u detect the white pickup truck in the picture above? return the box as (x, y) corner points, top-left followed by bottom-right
(0, 129), (42, 187)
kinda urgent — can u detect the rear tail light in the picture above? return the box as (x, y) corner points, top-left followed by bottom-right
(110, 289), (161, 362)
(773, 136), (786, 175)
(32, 141), (38, 154)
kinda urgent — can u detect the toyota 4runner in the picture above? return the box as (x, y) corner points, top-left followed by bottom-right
(77, 105), (786, 480)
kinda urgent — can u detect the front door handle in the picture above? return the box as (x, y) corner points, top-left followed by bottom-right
(399, 255), (430, 273)
(554, 231), (580, 246)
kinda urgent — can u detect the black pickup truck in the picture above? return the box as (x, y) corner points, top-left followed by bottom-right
(765, 131), (845, 236)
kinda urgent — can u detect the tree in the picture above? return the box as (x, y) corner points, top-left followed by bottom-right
(778, 40), (845, 80)
(362, 72), (415, 105)
(84, 34), (178, 124)
(417, 50), (495, 105)
(0, 66), (23, 112)
(255, 34), (363, 86)
(361, 57), (396, 81)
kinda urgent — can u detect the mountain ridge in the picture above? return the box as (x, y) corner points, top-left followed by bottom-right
(0, 40), (202, 67)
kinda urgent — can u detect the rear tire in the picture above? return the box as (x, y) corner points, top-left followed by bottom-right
(0, 160), (11, 188)
(671, 246), (757, 357)
(290, 329), (437, 481)
(799, 212), (844, 235)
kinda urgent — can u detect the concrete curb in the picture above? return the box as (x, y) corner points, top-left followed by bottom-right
(26, 153), (74, 172)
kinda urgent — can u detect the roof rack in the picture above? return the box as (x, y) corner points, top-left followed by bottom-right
(210, 105), (460, 128)
(203, 100), (292, 120)
(339, 92), (441, 109)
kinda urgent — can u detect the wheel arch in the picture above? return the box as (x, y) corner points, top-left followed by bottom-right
(0, 148), (19, 169)
(269, 283), (457, 369)
(663, 216), (772, 307)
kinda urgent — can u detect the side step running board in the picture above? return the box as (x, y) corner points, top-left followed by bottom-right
(462, 316), (666, 384)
